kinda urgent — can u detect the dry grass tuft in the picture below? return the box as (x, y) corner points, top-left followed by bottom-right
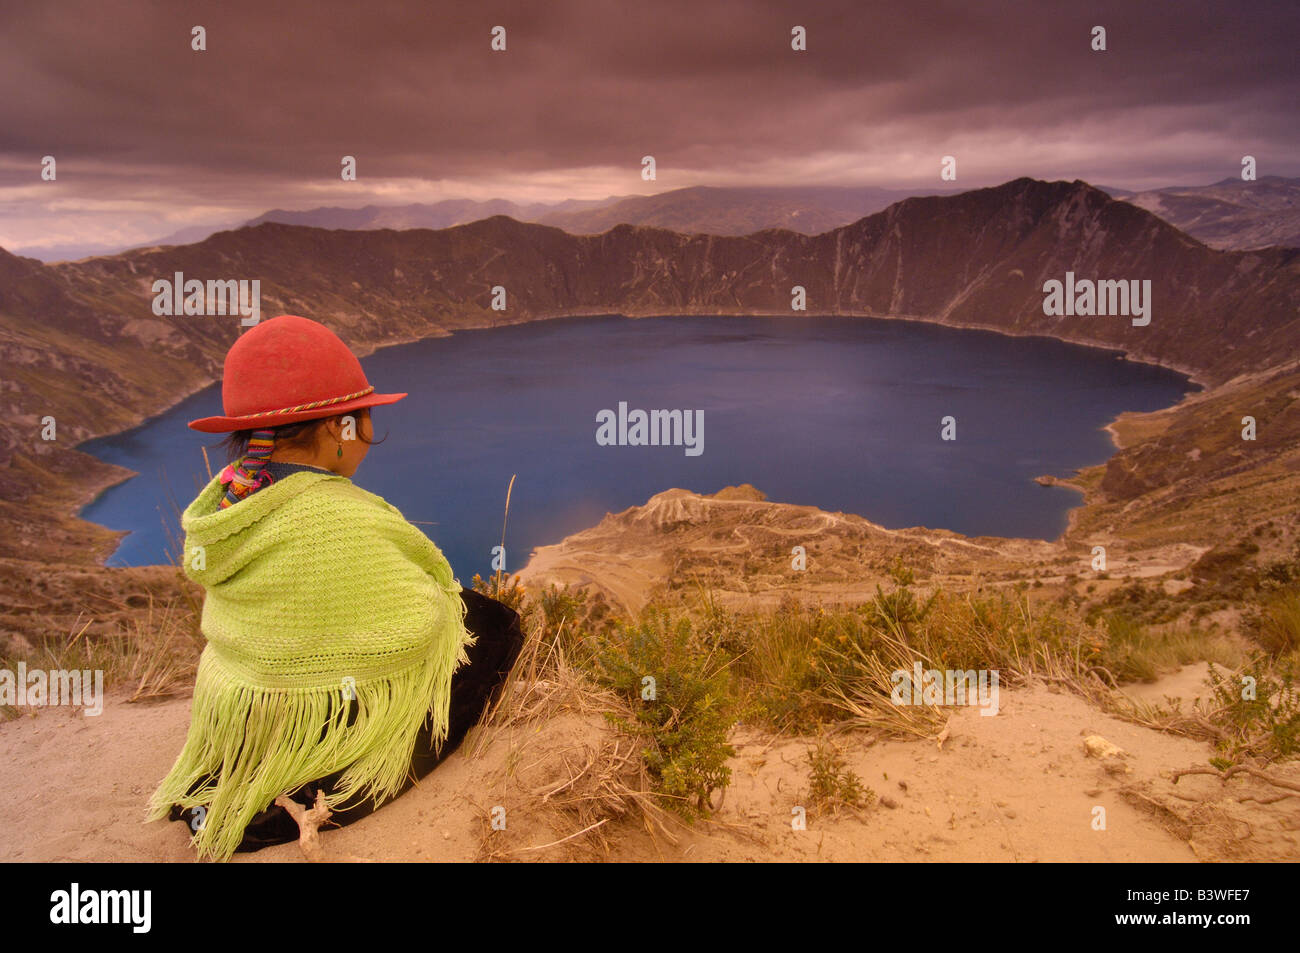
(466, 614), (685, 861)
(2, 595), (202, 710)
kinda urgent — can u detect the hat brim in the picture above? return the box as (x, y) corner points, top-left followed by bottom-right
(187, 391), (408, 434)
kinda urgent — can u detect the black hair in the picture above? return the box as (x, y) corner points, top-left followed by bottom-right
(215, 408), (385, 462)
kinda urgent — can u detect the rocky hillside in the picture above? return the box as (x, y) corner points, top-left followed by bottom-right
(519, 484), (1063, 614)
(1068, 359), (1300, 556)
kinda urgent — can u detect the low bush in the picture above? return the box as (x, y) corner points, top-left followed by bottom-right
(591, 609), (737, 818)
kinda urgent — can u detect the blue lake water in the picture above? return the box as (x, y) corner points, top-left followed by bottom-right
(78, 314), (1192, 580)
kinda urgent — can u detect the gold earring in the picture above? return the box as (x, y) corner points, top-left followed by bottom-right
(336, 441), (343, 458)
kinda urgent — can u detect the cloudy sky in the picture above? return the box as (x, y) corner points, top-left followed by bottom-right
(1, 0), (1296, 256)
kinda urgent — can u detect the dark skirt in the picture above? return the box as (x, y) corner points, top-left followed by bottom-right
(168, 588), (524, 852)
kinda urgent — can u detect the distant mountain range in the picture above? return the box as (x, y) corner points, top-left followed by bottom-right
(1101, 176), (1300, 250)
(10, 199), (622, 263)
(16, 177), (1297, 264)
(241, 196), (619, 231)
(235, 179), (1300, 248)
(10, 221), (248, 266)
(239, 185), (962, 239)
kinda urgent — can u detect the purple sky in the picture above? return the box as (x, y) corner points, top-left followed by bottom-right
(1, 0), (1296, 255)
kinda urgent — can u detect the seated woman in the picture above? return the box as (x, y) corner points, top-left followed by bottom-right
(147, 314), (523, 861)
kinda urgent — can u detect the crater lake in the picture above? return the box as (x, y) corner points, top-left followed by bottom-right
(77, 314), (1193, 580)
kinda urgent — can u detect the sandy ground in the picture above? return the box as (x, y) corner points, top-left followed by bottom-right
(3, 670), (1295, 863)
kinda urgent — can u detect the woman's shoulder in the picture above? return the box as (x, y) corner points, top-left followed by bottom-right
(277, 473), (408, 525)
(277, 475), (451, 579)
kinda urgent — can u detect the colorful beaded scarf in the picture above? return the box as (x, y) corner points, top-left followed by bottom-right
(218, 429), (276, 508)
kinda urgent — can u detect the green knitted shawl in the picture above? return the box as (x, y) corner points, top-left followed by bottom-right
(147, 470), (473, 860)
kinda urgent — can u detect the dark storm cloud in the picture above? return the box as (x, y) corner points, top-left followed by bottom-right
(0, 0), (1296, 252)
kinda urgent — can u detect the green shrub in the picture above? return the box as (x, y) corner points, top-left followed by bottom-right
(592, 609), (737, 818)
(1203, 660), (1300, 762)
(472, 572), (528, 616)
(806, 743), (874, 814)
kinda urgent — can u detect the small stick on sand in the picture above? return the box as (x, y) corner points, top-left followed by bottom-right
(274, 791), (333, 862)
(511, 817), (609, 853)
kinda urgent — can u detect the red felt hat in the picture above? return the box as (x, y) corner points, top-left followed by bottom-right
(187, 315), (407, 433)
